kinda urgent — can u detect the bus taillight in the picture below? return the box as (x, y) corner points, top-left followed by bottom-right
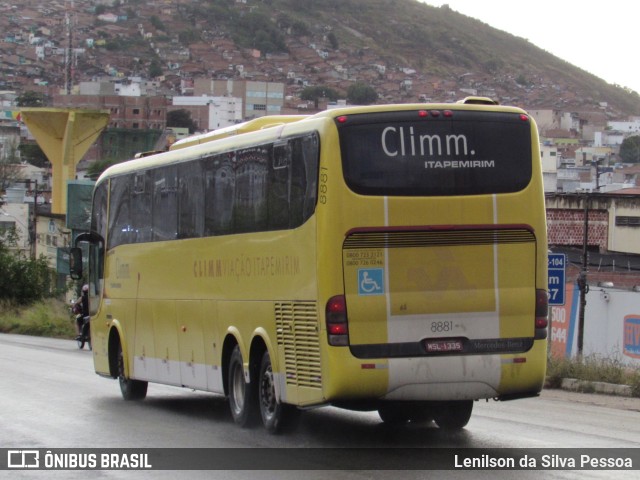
(326, 295), (349, 346)
(535, 289), (549, 329)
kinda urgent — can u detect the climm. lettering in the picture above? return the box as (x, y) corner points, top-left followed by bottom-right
(381, 126), (473, 157)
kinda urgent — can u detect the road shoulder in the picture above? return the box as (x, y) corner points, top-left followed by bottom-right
(541, 387), (640, 412)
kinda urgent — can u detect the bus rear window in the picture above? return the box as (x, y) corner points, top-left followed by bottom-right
(337, 110), (532, 196)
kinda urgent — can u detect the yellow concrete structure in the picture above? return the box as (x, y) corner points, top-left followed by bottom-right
(20, 108), (110, 214)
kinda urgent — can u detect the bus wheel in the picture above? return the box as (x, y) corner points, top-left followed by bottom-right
(228, 345), (257, 427)
(258, 350), (298, 433)
(117, 341), (147, 401)
(378, 403), (410, 424)
(432, 400), (473, 430)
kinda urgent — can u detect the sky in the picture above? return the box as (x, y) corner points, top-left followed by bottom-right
(419, 1), (640, 94)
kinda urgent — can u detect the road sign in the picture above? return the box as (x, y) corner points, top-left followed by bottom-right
(548, 253), (566, 306)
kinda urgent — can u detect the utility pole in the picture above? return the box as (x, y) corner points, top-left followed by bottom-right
(577, 193), (589, 358)
(31, 179), (38, 259)
(64, 0), (75, 95)
(576, 160), (602, 359)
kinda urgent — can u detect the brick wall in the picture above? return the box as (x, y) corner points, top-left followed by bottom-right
(566, 264), (640, 289)
(547, 209), (608, 250)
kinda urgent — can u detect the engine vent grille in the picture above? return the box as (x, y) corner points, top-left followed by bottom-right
(275, 302), (321, 388)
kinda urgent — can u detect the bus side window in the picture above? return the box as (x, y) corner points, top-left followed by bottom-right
(131, 172), (153, 243)
(153, 166), (178, 241)
(108, 175), (132, 249)
(203, 153), (235, 236)
(292, 133), (319, 225)
(91, 182), (108, 242)
(234, 147), (269, 233)
(269, 143), (291, 230)
(178, 161), (205, 239)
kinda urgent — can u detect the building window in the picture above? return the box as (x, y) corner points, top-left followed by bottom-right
(615, 216), (640, 227)
(0, 220), (15, 234)
(133, 108), (140, 115)
(132, 123), (139, 129)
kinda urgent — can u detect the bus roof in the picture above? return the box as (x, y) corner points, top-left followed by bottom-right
(170, 115), (309, 151)
(99, 101), (528, 185)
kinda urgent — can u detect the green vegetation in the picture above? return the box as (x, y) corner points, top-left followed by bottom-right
(167, 109), (198, 134)
(546, 354), (640, 398)
(301, 85), (341, 108)
(0, 240), (55, 306)
(347, 82), (378, 105)
(16, 91), (49, 107)
(0, 229), (73, 339)
(148, 58), (164, 79)
(231, 11), (288, 54)
(619, 135), (640, 163)
(0, 299), (74, 339)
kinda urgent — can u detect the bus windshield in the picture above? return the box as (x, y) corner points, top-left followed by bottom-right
(338, 110), (532, 196)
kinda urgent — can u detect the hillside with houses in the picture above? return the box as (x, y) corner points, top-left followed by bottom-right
(1, 0), (639, 116)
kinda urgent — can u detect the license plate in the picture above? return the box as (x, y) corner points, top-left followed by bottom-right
(425, 339), (463, 353)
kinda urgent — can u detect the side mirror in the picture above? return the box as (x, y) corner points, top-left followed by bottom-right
(69, 247), (83, 280)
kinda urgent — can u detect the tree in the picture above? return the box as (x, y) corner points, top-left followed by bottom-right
(327, 32), (339, 50)
(167, 109), (198, 134)
(86, 158), (120, 181)
(150, 15), (165, 31)
(19, 143), (48, 168)
(148, 58), (163, 78)
(300, 85), (340, 109)
(346, 82), (378, 105)
(16, 91), (48, 107)
(619, 135), (640, 163)
(0, 241), (53, 305)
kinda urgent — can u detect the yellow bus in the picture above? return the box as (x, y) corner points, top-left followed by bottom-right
(71, 98), (548, 433)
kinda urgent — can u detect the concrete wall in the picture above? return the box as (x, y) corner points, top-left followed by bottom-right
(550, 283), (640, 366)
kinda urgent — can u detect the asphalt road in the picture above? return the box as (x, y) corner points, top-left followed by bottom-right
(1, 334), (639, 480)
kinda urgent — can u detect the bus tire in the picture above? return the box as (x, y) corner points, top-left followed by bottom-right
(117, 341), (147, 401)
(258, 350), (298, 434)
(378, 403), (410, 424)
(432, 400), (473, 430)
(228, 345), (258, 428)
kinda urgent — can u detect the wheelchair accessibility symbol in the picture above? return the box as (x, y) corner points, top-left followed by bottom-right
(358, 268), (384, 296)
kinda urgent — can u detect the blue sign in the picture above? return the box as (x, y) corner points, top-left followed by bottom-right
(358, 268), (384, 296)
(548, 253), (566, 305)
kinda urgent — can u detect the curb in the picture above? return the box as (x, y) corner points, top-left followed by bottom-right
(560, 378), (632, 397)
